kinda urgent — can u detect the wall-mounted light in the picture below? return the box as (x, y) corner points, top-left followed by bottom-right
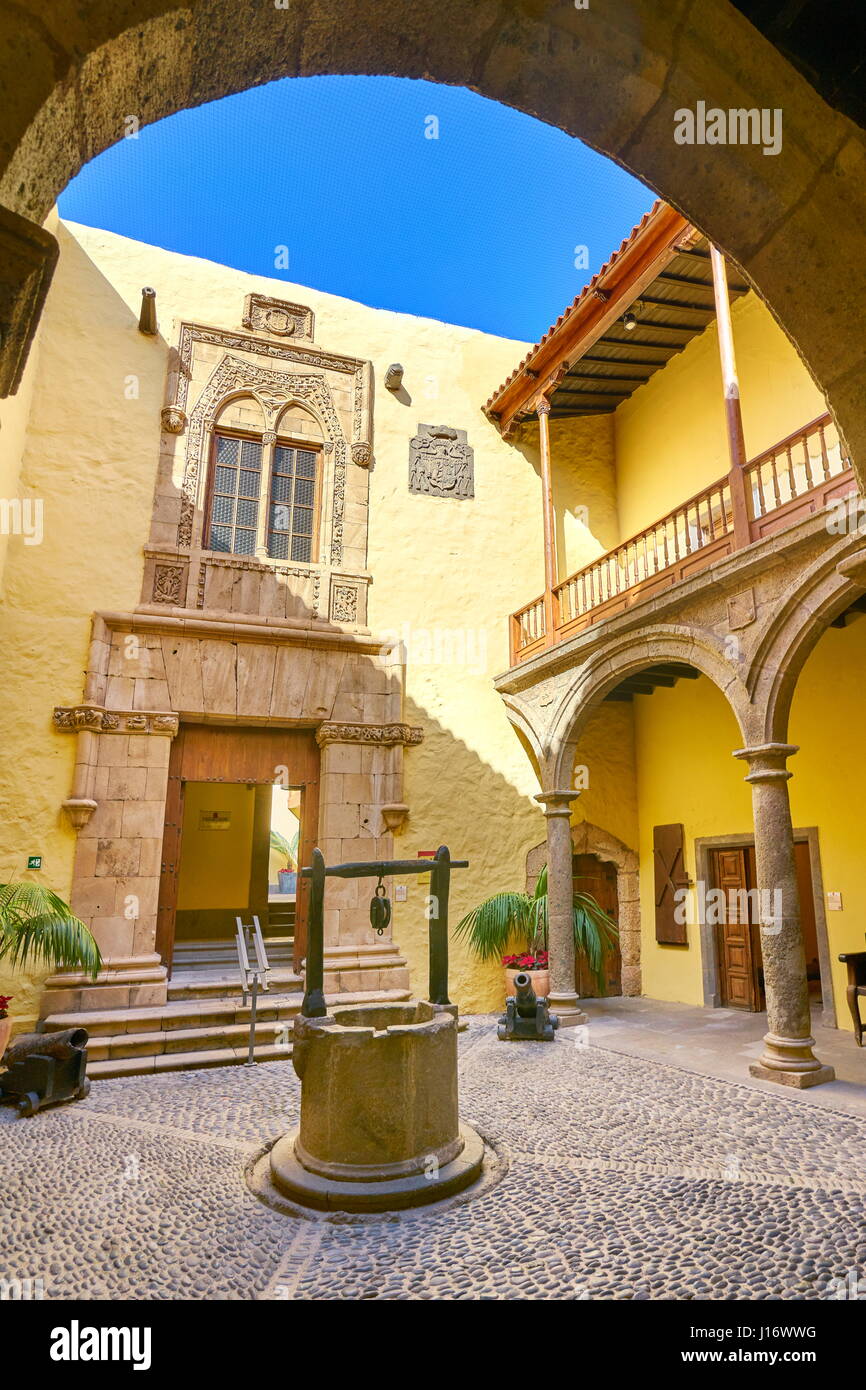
(622, 300), (644, 332)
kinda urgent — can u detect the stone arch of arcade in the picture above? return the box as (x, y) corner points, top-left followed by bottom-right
(504, 602), (844, 1089)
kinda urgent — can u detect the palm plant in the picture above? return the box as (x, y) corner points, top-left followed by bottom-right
(269, 827), (299, 870)
(454, 865), (618, 992)
(0, 883), (102, 977)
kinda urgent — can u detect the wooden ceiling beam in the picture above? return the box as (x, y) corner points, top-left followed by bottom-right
(581, 353), (666, 369)
(637, 294), (716, 315)
(561, 372), (653, 388)
(598, 336), (684, 352)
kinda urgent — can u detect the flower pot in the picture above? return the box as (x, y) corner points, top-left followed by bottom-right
(0, 1017), (11, 1063)
(505, 967), (550, 1001)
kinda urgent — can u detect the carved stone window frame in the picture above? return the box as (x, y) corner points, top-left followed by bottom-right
(166, 322), (373, 569)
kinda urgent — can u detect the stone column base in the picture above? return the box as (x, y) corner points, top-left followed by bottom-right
(749, 1031), (835, 1088)
(749, 1062), (836, 1089)
(549, 992), (588, 1029)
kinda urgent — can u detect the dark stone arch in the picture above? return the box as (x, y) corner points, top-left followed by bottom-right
(2, 0), (866, 476)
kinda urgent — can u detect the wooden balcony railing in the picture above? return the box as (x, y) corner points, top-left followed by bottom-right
(510, 413), (856, 665)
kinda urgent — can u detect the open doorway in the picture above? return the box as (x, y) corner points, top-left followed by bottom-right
(157, 724), (319, 978)
(171, 782), (303, 974)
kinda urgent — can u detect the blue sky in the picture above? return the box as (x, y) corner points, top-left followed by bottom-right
(59, 76), (655, 343)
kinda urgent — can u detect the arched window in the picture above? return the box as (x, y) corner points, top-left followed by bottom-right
(269, 404), (324, 563)
(205, 397), (266, 556)
(203, 397), (324, 562)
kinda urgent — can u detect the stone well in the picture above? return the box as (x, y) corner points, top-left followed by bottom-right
(269, 999), (483, 1212)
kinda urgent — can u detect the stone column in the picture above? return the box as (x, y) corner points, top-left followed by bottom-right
(733, 743), (834, 1087)
(535, 789), (586, 1028)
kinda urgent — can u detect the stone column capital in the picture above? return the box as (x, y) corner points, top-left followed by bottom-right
(733, 742), (798, 783)
(535, 789), (579, 817)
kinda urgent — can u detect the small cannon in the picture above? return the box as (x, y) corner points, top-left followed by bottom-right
(498, 971), (559, 1043)
(0, 1027), (90, 1116)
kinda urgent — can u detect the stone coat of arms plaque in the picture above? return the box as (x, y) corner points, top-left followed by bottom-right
(408, 424), (474, 499)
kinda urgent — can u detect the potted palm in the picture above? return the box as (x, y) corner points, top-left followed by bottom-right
(0, 882), (101, 1055)
(454, 865), (618, 1001)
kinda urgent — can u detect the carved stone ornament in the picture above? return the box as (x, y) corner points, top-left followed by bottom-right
(152, 563), (185, 605)
(351, 441), (373, 468)
(316, 722), (424, 748)
(160, 405), (187, 434)
(727, 589), (756, 631)
(242, 294), (314, 342)
(61, 798), (98, 831)
(330, 583), (359, 624)
(409, 424), (474, 499)
(53, 707), (180, 737)
(380, 802), (410, 833)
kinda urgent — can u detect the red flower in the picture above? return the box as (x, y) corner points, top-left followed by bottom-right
(502, 954), (548, 971)
(0, 995), (12, 1018)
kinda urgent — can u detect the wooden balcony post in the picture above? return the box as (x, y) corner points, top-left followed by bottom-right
(536, 395), (558, 644)
(710, 244), (751, 548)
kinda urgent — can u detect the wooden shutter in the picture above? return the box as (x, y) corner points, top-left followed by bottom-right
(653, 823), (689, 944)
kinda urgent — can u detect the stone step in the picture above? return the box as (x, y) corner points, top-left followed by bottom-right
(171, 935), (294, 968)
(44, 985), (413, 1041)
(45, 994), (305, 1039)
(166, 967), (303, 1001)
(85, 1017), (295, 1064)
(86, 1041), (294, 1079)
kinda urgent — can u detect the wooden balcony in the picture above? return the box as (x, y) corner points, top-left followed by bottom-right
(510, 413), (857, 666)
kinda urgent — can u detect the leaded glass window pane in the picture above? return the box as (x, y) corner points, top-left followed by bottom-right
(207, 432), (262, 556)
(267, 443), (320, 562)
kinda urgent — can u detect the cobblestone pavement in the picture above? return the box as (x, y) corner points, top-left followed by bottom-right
(3, 1017), (865, 1300)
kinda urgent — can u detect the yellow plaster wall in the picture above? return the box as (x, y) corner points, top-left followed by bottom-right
(632, 675), (752, 1006)
(613, 292), (828, 541)
(571, 701), (639, 851)
(176, 783), (255, 914)
(0, 218), (580, 1018)
(522, 414), (620, 581)
(789, 619), (866, 1031)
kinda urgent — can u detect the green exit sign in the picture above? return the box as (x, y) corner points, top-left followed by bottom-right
(27, 855), (42, 870)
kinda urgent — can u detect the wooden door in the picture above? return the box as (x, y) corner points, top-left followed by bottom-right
(573, 854), (621, 997)
(794, 840), (821, 992)
(156, 724), (320, 975)
(711, 846), (762, 1010)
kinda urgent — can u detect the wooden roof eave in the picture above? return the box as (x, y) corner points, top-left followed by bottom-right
(488, 204), (695, 438)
